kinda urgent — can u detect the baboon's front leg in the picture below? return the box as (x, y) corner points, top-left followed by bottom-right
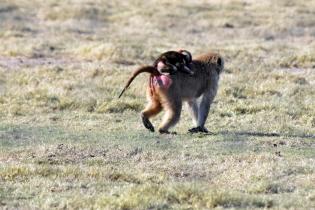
(189, 92), (215, 133)
(187, 99), (199, 127)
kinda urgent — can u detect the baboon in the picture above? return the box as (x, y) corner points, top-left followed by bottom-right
(120, 51), (224, 134)
(118, 50), (193, 98)
(143, 52), (224, 133)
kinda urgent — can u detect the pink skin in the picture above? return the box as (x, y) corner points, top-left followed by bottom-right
(157, 61), (165, 71)
(153, 61), (173, 89)
(152, 75), (172, 89)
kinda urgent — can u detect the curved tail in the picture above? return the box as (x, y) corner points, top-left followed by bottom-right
(118, 65), (160, 98)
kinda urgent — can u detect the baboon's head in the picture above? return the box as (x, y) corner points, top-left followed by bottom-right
(154, 50), (194, 75)
(209, 54), (224, 74)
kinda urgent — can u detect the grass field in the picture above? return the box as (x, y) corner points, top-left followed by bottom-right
(1, 0), (315, 209)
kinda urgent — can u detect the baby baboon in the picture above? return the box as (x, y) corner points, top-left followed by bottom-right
(142, 52), (224, 133)
(153, 50), (194, 75)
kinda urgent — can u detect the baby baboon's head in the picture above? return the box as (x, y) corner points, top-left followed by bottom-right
(154, 50), (194, 75)
(208, 53), (224, 74)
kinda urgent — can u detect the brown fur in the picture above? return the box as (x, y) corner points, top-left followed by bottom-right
(141, 52), (224, 133)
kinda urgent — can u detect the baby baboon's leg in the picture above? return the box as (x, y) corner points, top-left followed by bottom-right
(158, 98), (182, 134)
(141, 99), (162, 132)
(187, 99), (199, 127)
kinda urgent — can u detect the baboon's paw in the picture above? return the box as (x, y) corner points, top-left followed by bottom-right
(141, 115), (155, 132)
(188, 126), (208, 133)
(158, 129), (177, 135)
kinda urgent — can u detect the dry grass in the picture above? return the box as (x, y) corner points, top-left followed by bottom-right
(0, 0), (315, 209)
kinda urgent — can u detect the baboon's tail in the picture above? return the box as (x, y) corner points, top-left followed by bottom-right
(118, 66), (160, 98)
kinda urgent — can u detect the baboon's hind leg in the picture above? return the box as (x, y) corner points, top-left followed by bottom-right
(158, 99), (182, 134)
(141, 100), (162, 132)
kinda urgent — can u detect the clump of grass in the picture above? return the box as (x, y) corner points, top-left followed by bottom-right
(107, 172), (142, 184)
(234, 104), (275, 115)
(8, 104), (28, 116)
(0, 165), (67, 181)
(248, 180), (294, 194)
(95, 184), (273, 209)
(279, 53), (315, 68)
(224, 86), (247, 99)
(293, 77), (308, 85)
(0, 165), (31, 181)
(96, 99), (143, 113)
(72, 41), (151, 63)
(37, 4), (108, 21)
(74, 43), (118, 61)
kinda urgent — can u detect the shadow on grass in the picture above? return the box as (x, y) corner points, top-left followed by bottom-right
(213, 131), (315, 139)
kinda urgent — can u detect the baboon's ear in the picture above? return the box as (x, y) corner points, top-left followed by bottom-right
(179, 50), (192, 63)
(217, 57), (223, 67)
(214, 56), (224, 74)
